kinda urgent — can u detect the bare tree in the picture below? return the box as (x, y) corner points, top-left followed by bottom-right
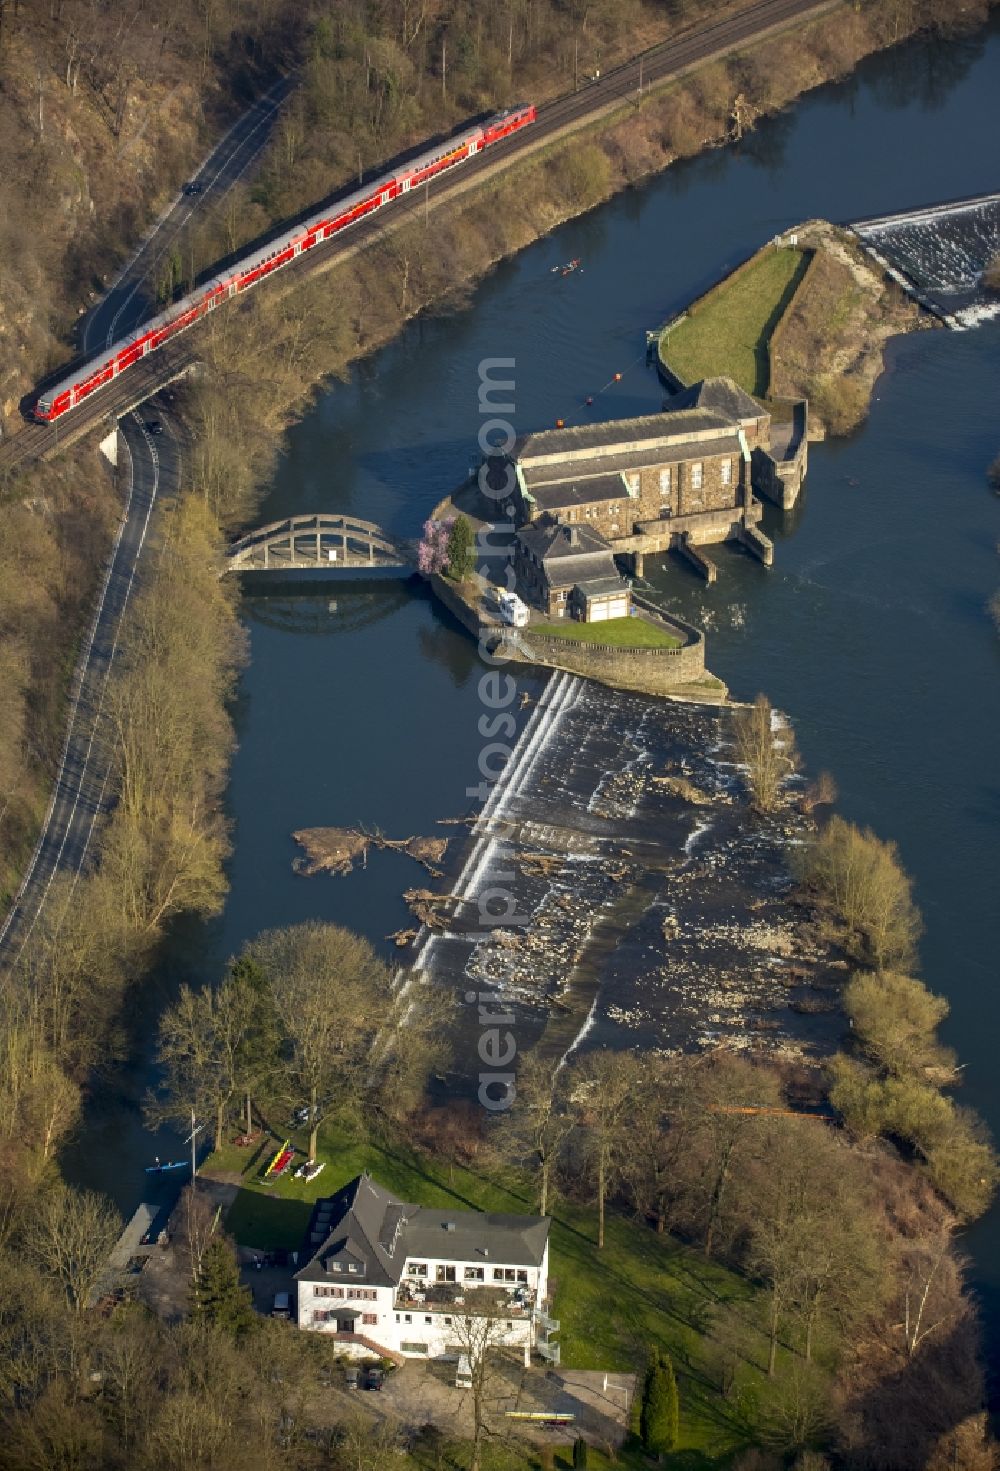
(26, 1185), (122, 1313)
(451, 1290), (515, 1471)
(732, 694), (798, 814)
(497, 1051), (573, 1216)
(567, 1050), (643, 1248)
(246, 922), (391, 1158)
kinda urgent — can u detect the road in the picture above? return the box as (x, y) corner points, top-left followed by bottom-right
(79, 74), (295, 356)
(0, 0), (839, 479)
(0, 410), (182, 970)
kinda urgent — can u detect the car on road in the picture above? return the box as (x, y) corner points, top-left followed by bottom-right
(182, 181), (204, 196)
(145, 420), (163, 435)
(365, 1367), (385, 1391)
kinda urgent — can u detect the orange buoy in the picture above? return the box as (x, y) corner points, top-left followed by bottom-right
(613, 372), (623, 382)
(555, 418), (565, 429)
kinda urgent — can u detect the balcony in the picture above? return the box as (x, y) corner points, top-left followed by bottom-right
(394, 1282), (536, 1319)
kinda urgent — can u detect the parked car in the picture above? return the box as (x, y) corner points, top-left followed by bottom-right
(183, 181), (204, 196)
(344, 1366), (360, 1390)
(365, 1367), (385, 1391)
(145, 420), (163, 435)
(271, 1291), (291, 1320)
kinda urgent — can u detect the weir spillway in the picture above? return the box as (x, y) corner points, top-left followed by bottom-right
(409, 673), (843, 1069)
(850, 191), (1000, 327)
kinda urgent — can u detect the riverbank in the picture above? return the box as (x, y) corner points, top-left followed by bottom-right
(658, 218), (926, 438)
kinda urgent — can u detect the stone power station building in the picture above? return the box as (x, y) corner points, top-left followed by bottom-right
(483, 375), (807, 617)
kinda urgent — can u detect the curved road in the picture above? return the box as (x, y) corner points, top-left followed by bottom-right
(80, 75), (295, 356)
(0, 411), (182, 969)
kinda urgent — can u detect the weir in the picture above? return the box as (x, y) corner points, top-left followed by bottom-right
(849, 191), (1000, 328)
(408, 677), (844, 1064)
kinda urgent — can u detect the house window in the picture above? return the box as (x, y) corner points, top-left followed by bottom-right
(425, 1315), (432, 1324)
(720, 458), (732, 485)
(566, 508), (578, 522)
(465, 1267), (484, 1281)
(690, 461), (703, 490)
(517, 1270), (528, 1284)
(445, 1317), (453, 1326)
(408, 1263), (428, 1277)
(504, 1269), (516, 1283)
(400, 1342), (429, 1355)
(348, 1264), (358, 1274)
(493, 1269), (505, 1282)
(436, 1266), (456, 1283)
(363, 1313), (378, 1326)
(331, 1263), (343, 1273)
(395, 1314), (400, 1323)
(659, 468), (671, 495)
(405, 1314), (412, 1323)
(556, 589), (567, 602)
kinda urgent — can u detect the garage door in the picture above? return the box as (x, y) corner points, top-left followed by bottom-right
(590, 603), (609, 621)
(606, 597), (628, 619)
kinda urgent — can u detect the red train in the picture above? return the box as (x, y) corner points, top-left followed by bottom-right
(35, 104), (537, 423)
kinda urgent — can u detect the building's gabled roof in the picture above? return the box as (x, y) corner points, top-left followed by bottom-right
(295, 1174), (408, 1287)
(516, 519), (613, 564)
(512, 407), (732, 462)
(400, 1208), (550, 1269)
(294, 1174), (551, 1286)
(666, 376), (766, 424)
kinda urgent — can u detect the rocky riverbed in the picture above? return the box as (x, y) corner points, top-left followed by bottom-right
(402, 674), (846, 1065)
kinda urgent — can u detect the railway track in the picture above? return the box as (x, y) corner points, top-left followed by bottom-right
(0, 0), (839, 480)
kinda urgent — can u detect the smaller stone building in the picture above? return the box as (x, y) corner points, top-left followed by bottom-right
(514, 520), (630, 620)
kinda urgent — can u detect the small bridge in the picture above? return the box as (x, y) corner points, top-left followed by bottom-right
(225, 513), (414, 576)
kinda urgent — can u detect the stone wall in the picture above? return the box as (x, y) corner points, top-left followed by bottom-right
(499, 599), (709, 696)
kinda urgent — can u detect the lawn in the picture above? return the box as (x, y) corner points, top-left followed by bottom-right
(206, 1124), (761, 1461)
(534, 616), (680, 649)
(660, 246), (810, 396)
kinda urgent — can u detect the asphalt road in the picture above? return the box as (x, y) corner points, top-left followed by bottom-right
(80, 74), (296, 356)
(0, 409), (182, 970)
(0, 0), (839, 479)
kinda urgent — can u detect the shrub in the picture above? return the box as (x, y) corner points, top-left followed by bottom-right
(799, 815), (921, 970)
(445, 514), (476, 582)
(640, 1349), (679, 1457)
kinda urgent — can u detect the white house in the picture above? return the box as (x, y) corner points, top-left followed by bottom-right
(293, 1173), (557, 1363)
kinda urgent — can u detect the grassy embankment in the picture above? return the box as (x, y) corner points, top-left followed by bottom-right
(533, 617), (681, 649)
(660, 246), (809, 398)
(659, 224), (922, 436)
(206, 1125), (764, 1461)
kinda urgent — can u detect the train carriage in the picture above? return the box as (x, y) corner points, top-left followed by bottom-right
(33, 105), (536, 424)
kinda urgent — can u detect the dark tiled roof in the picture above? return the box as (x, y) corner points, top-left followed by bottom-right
(666, 376), (766, 423)
(401, 1208), (549, 1269)
(574, 576), (630, 599)
(516, 520), (612, 563)
(528, 472), (626, 511)
(295, 1174), (407, 1287)
(521, 433), (742, 489)
(294, 1174), (551, 1286)
(514, 408), (731, 461)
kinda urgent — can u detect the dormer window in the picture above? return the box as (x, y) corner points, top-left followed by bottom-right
(332, 1263), (343, 1273)
(348, 1263), (358, 1274)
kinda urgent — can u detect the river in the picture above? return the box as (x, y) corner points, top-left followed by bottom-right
(68, 12), (1000, 1366)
